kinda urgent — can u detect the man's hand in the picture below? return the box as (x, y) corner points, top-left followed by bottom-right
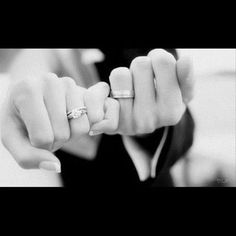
(89, 49), (194, 136)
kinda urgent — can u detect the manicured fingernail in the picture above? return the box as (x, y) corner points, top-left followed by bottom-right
(89, 130), (102, 136)
(39, 161), (61, 173)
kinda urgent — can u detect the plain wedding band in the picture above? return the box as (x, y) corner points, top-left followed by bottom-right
(111, 90), (135, 99)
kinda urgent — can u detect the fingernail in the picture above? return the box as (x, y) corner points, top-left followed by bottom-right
(39, 161), (61, 173)
(89, 130), (102, 136)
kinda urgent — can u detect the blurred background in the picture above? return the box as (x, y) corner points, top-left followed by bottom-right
(0, 49), (235, 187)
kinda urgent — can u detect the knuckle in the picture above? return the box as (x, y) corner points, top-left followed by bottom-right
(42, 73), (59, 87)
(97, 82), (110, 92)
(161, 108), (183, 126)
(135, 116), (157, 135)
(11, 81), (39, 107)
(12, 80), (38, 105)
(109, 67), (130, 83)
(30, 132), (54, 149)
(148, 48), (167, 56)
(84, 101), (105, 124)
(148, 49), (176, 67)
(44, 72), (58, 81)
(130, 56), (151, 68)
(62, 77), (76, 90)
(54, 131), (70, 144)
(12, 79), (32, 92)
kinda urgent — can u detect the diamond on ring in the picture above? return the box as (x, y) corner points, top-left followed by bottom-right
(67, 107), (87, 120)
(111, 90), (135, 99)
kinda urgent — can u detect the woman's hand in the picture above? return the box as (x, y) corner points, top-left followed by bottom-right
(90, 49), (194, 136)
(0, 73), (90, 172)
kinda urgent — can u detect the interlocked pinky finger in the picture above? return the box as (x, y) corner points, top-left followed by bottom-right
(89, 98), (120, 136)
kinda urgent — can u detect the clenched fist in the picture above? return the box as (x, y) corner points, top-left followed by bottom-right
(90, 49), (194, 136)
(0, 73), (118, 172)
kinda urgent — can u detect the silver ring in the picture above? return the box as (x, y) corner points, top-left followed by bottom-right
(67, 107), (87, 120)
(111, 90), (135, 99)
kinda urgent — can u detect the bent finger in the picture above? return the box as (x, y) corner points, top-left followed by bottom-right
(63, 77), (90, 139)
(90, 97), (120, 135)
(130, 56), (156, 109)
(176, 56), (195, 104)
(1, 111), (61, 172)
(43, 74), (70, 151)
(148, 49), (182, 106)
(84, 82), (110, 125)
(109, 67), (134, 133)
(13, 87), (54, 151)
(148, 49), (185, 126)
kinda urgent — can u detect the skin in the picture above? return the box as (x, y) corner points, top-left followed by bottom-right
(0, 49), (194, 173)
(90, 49), (194, 135)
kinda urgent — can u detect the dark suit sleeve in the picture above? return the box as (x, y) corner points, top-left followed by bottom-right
(155, 109), (195, 174)
(132, 107), (195, 173)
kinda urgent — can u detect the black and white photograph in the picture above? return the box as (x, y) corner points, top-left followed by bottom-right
(0, 48), (235, 188)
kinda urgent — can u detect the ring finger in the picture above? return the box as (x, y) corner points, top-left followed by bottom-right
(130, 56), (156, 122)
(43, 73), (70, 152)
(109, 67), (134, 135)
(62, 77), (90, 139)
